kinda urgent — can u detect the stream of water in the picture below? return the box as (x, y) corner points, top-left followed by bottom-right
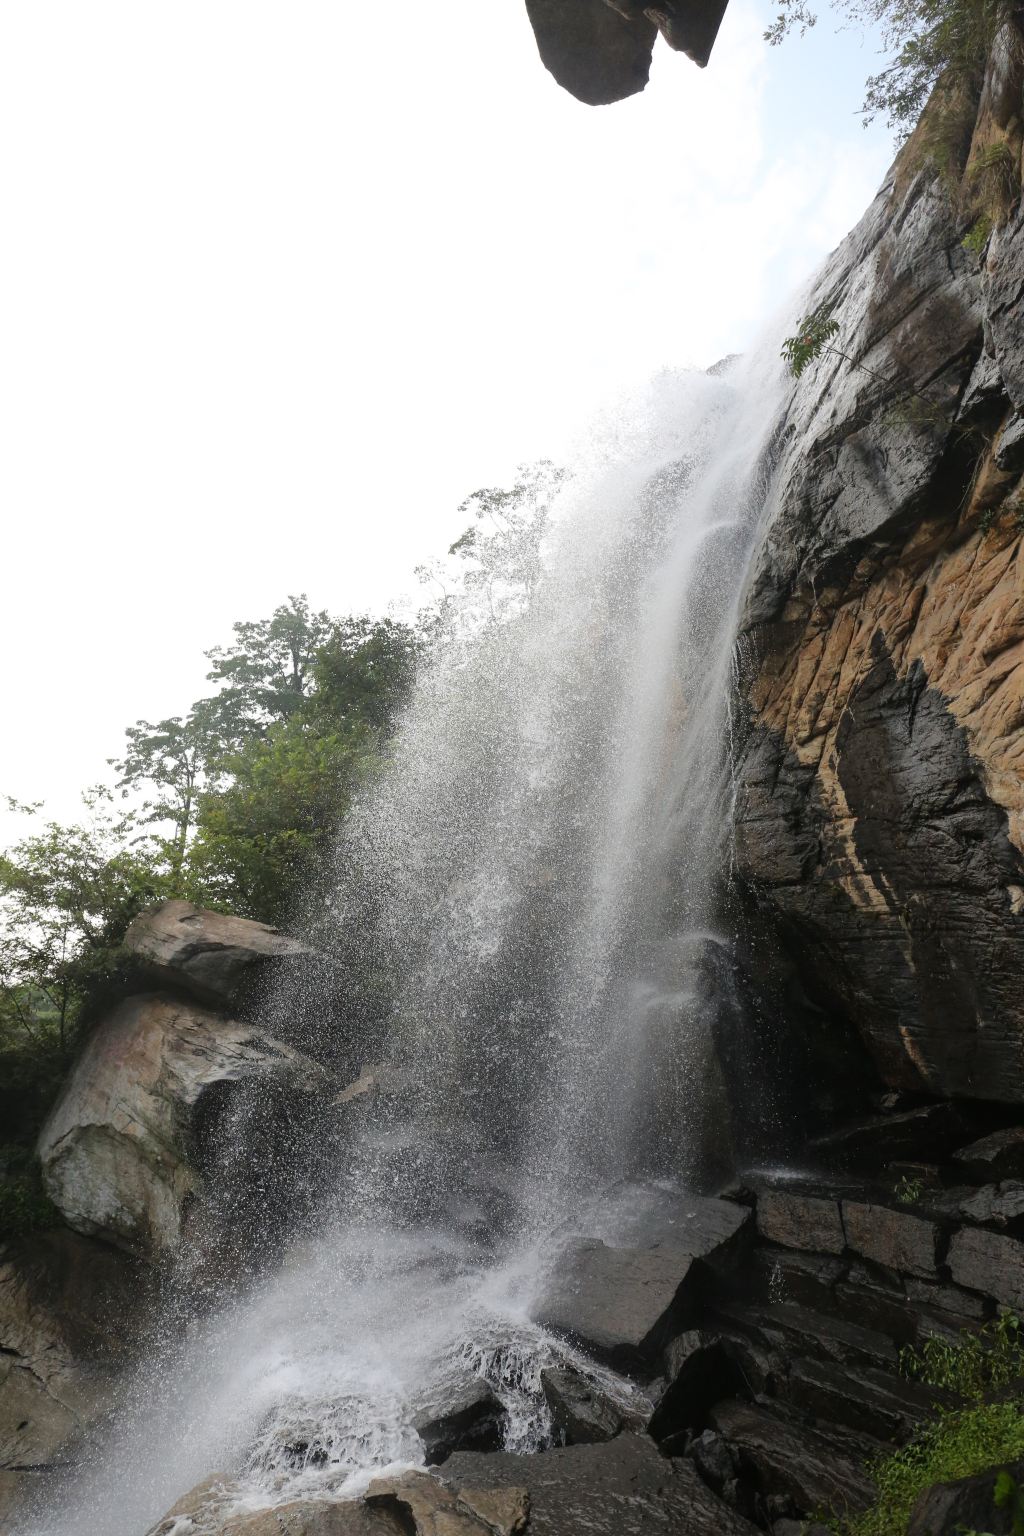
(29, 330), (795, 1536)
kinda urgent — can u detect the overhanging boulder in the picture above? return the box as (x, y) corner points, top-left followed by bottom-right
(524, 0), (729, 107)
(124, 899), (314, 1013)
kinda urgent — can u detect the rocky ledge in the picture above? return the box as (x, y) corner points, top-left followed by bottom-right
(130, 1089), (1024, 1536)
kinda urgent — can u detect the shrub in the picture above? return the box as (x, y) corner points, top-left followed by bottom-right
(831, 1315), (1024, 1536)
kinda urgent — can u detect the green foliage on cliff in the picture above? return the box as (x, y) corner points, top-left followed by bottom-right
(766, 0), (1003, 142)
(781, 303), (841, 377)
(832, 1315), (1024, 1536)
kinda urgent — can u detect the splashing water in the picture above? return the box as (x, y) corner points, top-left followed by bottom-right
(28, 337), (793, 1536)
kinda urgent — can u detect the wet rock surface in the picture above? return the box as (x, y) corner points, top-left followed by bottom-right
(540, 1366), (625, 1443)
(528, 1191), (749, 1367)
(412, 1378), (507, 1464)
(37, 993), (331, 1258)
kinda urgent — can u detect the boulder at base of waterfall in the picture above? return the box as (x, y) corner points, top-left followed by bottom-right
(529, 1191), (750, 1369)
(125, 899), (314, 1012)
(38, 993), (330, 1259)
(440, 1434), (761, 1535)
(367, 1470), (529, 1535)
(540, 1366), (627, 1443)
(411, 1379), (507, 1464)
(0, 1230), (147, 1519)
(146, 1477), (399, 1536)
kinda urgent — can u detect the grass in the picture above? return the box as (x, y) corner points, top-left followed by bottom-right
(830, 1315), (1024, 1536)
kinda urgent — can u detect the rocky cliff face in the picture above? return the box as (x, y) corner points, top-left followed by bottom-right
(733, 20), (1024, 1110)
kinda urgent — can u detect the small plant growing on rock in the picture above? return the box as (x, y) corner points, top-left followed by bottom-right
(901, 1311), (1024, 1400)
(963, 213), (993, 255)
(781, 302), (841, 377)
(894, 1173), (925, 1204)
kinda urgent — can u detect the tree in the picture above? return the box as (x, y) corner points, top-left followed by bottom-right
(0, 790), (165, 1142)
(310, 616), (420, 734)
(203, 594), (336, 743)
(109, 698), (222, 881)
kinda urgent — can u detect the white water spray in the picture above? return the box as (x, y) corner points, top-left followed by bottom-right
(28, 333), (795, 1536)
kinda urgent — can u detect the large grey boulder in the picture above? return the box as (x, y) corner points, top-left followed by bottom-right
(38, 993), (329, 1258)
(529, 1190), (749, 1368)
(125, 899), (313, 1012)
(441, 1435), (761, 1535)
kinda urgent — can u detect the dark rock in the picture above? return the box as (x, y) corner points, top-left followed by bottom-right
(709, 1399), (877, 1513)
(540, 1367), (624, 1444)
(958, 1182), (1024, 1226)
(954, 1128), (1024, 1182)
(648, 1336), (746, 1443)
(904, 1276), (989, 1321)
(948, 1226), (1024, 1309)
(441, 1435), (761, 1535)
(125, 899), (313, 1012)
(833, 1279), (921, 1345)
(810, 1105), (965, 1170)
(688, 1428), (736, 1491)
(756, 1189), (845, 1255)
(784, 1355), (948, 1442)
(842, 1202), (939, 1279)
(907, 1458), (1024, 1536)
(412, 1379), (506, 1464)
(523, 0), (729, 107)
(753, 1246), (846, 1311)
(529, 1193), (749, 1368)
(730, 1300), (898, 1369)
(0, 1232), (148, 1508)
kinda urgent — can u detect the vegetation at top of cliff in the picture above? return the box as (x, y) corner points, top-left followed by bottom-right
(766, 0), (1003, 142)
(830, 1314), (1024, 1536)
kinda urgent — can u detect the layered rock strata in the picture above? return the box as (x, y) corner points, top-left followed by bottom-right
(734, 18), (1024, 1107)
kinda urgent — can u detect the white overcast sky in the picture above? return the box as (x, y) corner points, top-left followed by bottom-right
(1, 0), (894, 843)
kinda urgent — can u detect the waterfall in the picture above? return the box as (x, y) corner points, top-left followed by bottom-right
(28, 330), (793, 1536)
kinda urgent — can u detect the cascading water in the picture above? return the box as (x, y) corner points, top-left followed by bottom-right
(28, 327), (796, 1536)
